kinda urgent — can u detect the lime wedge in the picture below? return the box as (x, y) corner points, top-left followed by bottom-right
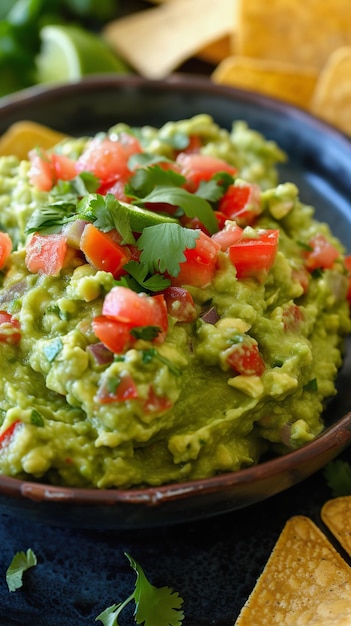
(36, 24), (130, 83)
(120, 202), (179, 232)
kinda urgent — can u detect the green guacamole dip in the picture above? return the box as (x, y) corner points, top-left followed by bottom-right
(0, 114), (349, 488)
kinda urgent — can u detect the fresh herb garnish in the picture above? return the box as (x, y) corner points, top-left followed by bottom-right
(137, 223), (199, 277)
(303, 378), (318, 392)
(43, 338), (63, 362)
(6, 549), (37, 592)
(130, 326), (161, 341)
(126, 164), (219, 234)
(30, 409), (44, 427)
(95, 552), (184, 626)
(142, 348), (181, 376)
(78, 193), (136, 244)
(324, 459), (351, 497)
(122, 260), (171, 292)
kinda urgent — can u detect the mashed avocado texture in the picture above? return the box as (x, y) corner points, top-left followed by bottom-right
(0, 114), (349, 489)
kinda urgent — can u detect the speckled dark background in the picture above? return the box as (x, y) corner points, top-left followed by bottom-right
(0, 468), (343, 626)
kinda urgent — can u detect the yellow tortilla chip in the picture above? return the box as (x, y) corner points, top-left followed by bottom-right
(321, 496), (351, 557)
(0, 121), (67, 160)
(236, 0), (351, 70)
(311, 46), (351, 136)
(212, 56), (318, 110)
(197, 35), (233, 64)
(235, 515), (351, 625)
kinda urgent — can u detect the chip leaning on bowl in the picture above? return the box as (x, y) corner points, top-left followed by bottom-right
(0, 113), (349, 489)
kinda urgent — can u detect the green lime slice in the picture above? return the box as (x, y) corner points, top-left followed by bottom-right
(120, 202), (179, 232)
(36, 24), (130, 83)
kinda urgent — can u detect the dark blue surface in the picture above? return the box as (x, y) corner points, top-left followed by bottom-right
(1, 76), (351, 623)
(0, 470), (336, 626)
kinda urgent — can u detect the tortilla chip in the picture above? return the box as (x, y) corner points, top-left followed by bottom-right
(321, 496), (351, 557)
(212, 56), (318, 110)
(103, 0), (237, 79)
(235, 515), (351, 625)
(197, 35), (233, 64)
(0, 121), (67, 160)
(236, 0), (351, 70)
(310, 46), (351, 136)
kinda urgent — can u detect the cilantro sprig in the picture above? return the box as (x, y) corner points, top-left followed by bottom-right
(137, 223), (199, 276)
(95, 552), (184, 626)
(6, 549), (37, 592)
(126, 164), (225, 235)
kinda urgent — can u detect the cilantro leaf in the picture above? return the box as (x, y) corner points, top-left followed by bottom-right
(130, 326), (161, 341)
(141, 186), (218, 234)
(78, 193), (136, 244)
(128, 153), (172, 171)
(123, 260), (171, 292)
(96, 553), (184, 626)
(6, 549), (37, 592)
(25, 205), (75, 234)
(137, 223), (199, 277)
(126, 165), (185, 198)
(324, 459), (351, 497)
(196, 172), (234, 203)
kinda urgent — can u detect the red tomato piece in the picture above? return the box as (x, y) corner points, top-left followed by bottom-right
(228, 229), (279, 279)
(28, 149), (55, 191)
(218, 183), (262, 226)
(0, 232), (12, 269)
(80, 223), (130, 278)
(211, 221), (243, 251)
(171, 230), (220, 288)
(102, 286), (168, 335)
(51, 153), (77, 181)
(303, 233), (340, 272)
(92, 315), (135, 354)
(144, 385), (173, 413)
(162, 286), (197, 322)
(0, 419), (22, 449)
(283, 304), (305, 332)
(96, 372), (138, 404)
(25, 233), (68, 276)
(176, 153), (237, 192)
(226, 340), (265, 376)
(76, 133), (141, 183)
(0, 311), (21, 344)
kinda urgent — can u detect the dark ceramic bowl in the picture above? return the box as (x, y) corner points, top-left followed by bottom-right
(0, 75), (351, 529)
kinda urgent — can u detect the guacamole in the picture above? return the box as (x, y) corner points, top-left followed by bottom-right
(0, 114), (349, 489)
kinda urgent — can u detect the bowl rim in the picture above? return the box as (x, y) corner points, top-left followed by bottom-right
(0, 74), (350, 515)
(0, 411), (348, 507)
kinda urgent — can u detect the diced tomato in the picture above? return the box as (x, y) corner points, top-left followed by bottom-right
(76, 133), (142, 184)
(218, 182), (262, 226)
(211, 221), (243, 251)
(92, 315), (135, 354)
(28, 150), (76, 191)
(291, 266), (310, 295)
(80, 223), (130, 278)
(176, 153), (237, 192)
(171, 230), (220, 288)
(97, 174), (131, 201)
(96, 372), (138, 404)
(51, 153), (77, 181)
(144, 385), (173, 413)
(228, 229), (279, 279)
(283, 304), (305, 332)
(29, 149), (55, 191)
(162, 286), (197, 322)
(226, 340), (265, 376)
(0, 232), (12, 269)
(214, 210), (227, 231)
(0, 419), (22, 449)
(102, 286), (168, 336)
(25, 233), (68, 276)
(0, 311), (21, 345)
(303, 233), (340, 272)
